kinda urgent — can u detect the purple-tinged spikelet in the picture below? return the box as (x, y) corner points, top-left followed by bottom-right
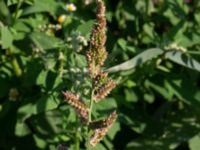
(94, 79), (116, 102)
(93, 71), (108, 88)
(63, 91), (89, 122)
(90, 111), (117, 147)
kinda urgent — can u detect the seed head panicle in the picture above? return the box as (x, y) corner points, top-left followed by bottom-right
(86, 0), (107, 77)
(91, 0), (106, 48)
(90, 111), (117, 147)
(63, 91), (89, 122)
(62, 1), (118, 148)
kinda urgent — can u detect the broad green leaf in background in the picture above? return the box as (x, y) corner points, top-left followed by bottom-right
(164, 1), (185, 25)
(118, 113), (147, 134)
(107, 48), (200, 73)
(12, 20), (31, 40)
(17, 103), (37, 121)
(76, 20), (94, 39)
(93, 98), (117, 117)
(15, 121), (31, 137)
(117, 38), (127, 51)
(165, 51), (200, 72)
(45, 71), (62, 90)
(37, 70), (63, 90)
(7, 0), (20, 5)
(23, 60), (43, 86)
(124, 88), (138, 103)
(29, 32), (63, 50)
(143, 93), (155, 104)
(36, 94), (60, 114)
(144, 79), (172, 101)
(0, 0), (11, 24)
(189, 134), (200, 150)
(30, 110), (63, 136)
(36, 70), (48, 87)
(33, 134), (47, 149)
(22, 0), (59, 16)
(125, 108), (200, 150)
(174, 32), (200, 48)
(7, 0), (34, 6)
(75, 54), (87, 67)
(1, 25), (13, 49)
(106, 48), (163, 73)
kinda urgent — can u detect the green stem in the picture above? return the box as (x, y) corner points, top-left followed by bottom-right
(86, 126), (90, 150)
(11, 57), (22, 77)
(89, 90), (94, 122)
(58, 58), (64, 77)
(86, 89), (94, 150)
(86, 61), (96, 149)
(7, 49), (22, 77)
(75, 117), (80, 150)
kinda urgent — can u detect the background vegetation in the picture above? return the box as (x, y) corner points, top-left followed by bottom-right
(1, 0), (200, 149)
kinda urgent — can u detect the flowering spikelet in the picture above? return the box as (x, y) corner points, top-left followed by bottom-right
(86, 0), (107, 77)
(94, 79), (116, 102)
(93, 71), (108, 88)
(63, 91), (89, 122)
(90, 111), (117, 147)
(89, 111), (116, 129)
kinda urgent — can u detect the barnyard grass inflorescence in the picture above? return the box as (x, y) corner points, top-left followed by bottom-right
(62, 0), (117, 148)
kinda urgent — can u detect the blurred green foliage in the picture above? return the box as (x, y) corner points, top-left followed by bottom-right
(1, 0), (200, 149)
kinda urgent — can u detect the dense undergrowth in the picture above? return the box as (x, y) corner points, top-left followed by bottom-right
(1, 0), (200, 150)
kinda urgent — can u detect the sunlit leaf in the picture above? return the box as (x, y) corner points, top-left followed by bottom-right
(36, 94), (60, 114)
(1, 26), (13, 49)
(76, 20), (94, 39)
(15, 122), (31, 137)
(107, 48), (163, 73)
(165, 51), (200, 72)
(189, 134), (200, 150)
(22, 0), (59, 16)
(29, 32), (63, 50)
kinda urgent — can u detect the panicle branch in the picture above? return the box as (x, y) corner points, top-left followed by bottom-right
(63, 91), (89, 122)
(89, 111), (117, 147)
(94, 78), (116, 102)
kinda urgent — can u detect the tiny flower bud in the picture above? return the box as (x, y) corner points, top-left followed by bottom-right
(58, 15), (66, 23)
(9, 88), (19, 101)
(65, 3), (77, 12)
